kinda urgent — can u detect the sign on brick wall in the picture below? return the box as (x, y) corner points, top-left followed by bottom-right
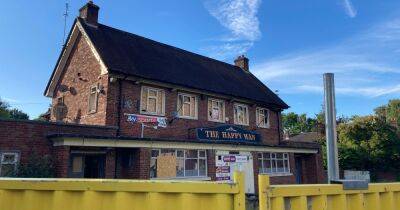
(196, 125), (260, 142)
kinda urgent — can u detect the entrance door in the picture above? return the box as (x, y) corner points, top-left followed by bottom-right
(84, 155), (105, 178)
(295, 157), (303, 184)
(68, 153), (106, 178)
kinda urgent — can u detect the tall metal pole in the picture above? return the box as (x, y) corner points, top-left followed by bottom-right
(323, 73), (339, 182)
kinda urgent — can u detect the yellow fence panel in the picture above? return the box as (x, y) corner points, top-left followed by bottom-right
(0, 172), (245, 210)
(258, 175), (400, 210)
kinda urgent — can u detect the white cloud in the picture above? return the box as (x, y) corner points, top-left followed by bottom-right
(2, 97), (20, 103)
(202, 0), (261, 60)
(342, 0), (357, 18)
(294, 84), (400, 97)
(252, 17), (400, 98)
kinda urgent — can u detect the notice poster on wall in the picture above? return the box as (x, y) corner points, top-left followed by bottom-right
(215, 155), (248, 181)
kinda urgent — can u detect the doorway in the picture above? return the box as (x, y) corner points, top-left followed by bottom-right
(69, 153), (106, 178)
(295, 156), (303, 184)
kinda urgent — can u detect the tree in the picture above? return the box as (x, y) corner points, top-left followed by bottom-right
(337, 115), (400, 178)
(0, 99), (10, 119)
(9, 108), (29, 120)
(374, 99), (400, 127)
(0, 97), (29, 120)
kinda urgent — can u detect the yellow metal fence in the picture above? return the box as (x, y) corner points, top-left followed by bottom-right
(258, 175), (400, 210)
(0, 172), (245, 210)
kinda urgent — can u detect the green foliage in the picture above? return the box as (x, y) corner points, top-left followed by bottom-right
(16, 153), (55, 178)
(0, 97), (29, 120)
(282, 112), (319, 136)
(8, 108), (29, 120)
(289, 99), (400, 180)
(337, 116), (400, 172)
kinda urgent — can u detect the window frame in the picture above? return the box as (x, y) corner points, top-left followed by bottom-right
(0, 151), (19, 177)
(256, 107), (270, 128)
(233, 103), (249, 126)
(88, 84), (99, 114)
(177, 93), (198, 120)
(150, 149), (207, 178)
(258, 152), (291, 176)
(140, 86), (166, 116)
(208, 98), (226, 123)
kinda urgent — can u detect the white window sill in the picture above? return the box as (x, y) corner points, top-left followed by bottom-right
(177, 116), (198, 120)
(150, 176), (211, 181)
(208, 119), (225, 123)
(139, 111), (165, 117)
(259, 173), (293, 177)
(234, 123), (249, 126)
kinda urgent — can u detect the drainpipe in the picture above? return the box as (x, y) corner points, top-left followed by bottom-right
(323, 73), (339, 182)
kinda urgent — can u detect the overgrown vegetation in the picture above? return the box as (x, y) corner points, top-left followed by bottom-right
(0, 98), (29, 120)
(16, 153), (55, 178)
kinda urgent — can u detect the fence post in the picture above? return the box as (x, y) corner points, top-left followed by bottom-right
(233, 171), (245, 210)
(258, 174), (270, 210)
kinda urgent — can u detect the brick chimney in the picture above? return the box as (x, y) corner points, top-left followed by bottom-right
(79, 1), (100, 26)
(234, 55), (249, 71)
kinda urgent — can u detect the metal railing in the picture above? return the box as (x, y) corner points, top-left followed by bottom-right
(258, 174), (400, 210)
(0, 172), (245, 210)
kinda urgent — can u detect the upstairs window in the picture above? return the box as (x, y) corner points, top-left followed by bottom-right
(88, 84), (99, 113)
(177, 93), (198, 119)
(141, 86), (165, 116)
(234, 103), (249, 125)
(208, 98), (225, 122)
(256, 108), (270, 128)
(0, 152), (19, 177)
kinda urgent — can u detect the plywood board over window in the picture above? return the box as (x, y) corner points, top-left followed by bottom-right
(234, 103), (249, 126)
(177, 93), (198, 119)
(208, 98), (225, 122)
(140, 86), (165, 116)
(156, 153), (177, 178)
(88, 84), (99, 113)
(256, 108), (270, 128)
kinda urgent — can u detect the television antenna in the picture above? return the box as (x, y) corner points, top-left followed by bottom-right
(62, 2), (69, 46)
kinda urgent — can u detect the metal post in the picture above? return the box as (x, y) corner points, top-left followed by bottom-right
(141, 123), (145, 138)
(323, 73), (339, 182)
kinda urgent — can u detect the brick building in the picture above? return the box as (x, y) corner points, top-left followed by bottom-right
(0, 2), (325, 194)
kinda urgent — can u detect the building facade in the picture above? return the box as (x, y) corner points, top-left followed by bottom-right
(0, 2), (325, 194)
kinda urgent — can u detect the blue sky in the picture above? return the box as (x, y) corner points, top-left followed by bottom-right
(0, 0), (399, 119)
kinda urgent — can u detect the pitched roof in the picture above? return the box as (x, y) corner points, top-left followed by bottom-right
(47, 18), (289, 109)
(286, 132), (321, 143)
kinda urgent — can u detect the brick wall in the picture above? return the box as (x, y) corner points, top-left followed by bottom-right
(115, 82), (281, 145)
(0, 119), (117, 170)
(50, 34), (109, 126)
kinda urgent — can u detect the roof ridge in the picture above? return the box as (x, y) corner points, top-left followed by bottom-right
(94, 20), (244, 71)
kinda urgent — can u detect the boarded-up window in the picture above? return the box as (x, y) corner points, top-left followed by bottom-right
(177, 93), (197, 119)
(256, 108), (270, 128)
(234, 103), (249, 125)
(208, 98), (225, 122)
(140, 86), (165, 116)
(0, 152), (19, 177)
(88, 84), (98, 113)
(150, 149), (207, 178)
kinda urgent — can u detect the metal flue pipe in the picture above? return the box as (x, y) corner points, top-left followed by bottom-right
(323, 73), (339, 182)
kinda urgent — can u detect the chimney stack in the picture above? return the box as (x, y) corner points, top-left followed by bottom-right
(79, 1), (100, 26)
(234, 55), (249, 71)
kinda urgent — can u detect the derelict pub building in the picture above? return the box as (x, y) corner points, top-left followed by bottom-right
(0, 2), (325, 194)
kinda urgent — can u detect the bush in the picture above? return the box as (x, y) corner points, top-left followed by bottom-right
(16, 153), (55, 178)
